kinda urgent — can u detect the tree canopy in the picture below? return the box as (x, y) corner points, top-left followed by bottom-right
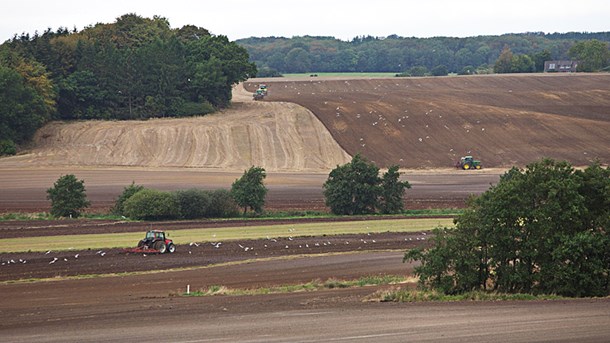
(237, 32), (610, 74)
(323, 154), (410, 215)
(46, 174), (90, 218)
(569, 39), (610, 71)
(405, 159), (610, 297)
(231, 166), (268, 214)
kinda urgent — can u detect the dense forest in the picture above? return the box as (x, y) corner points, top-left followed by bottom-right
(0, 14), (256, 154)
(237, 32), (610, 75)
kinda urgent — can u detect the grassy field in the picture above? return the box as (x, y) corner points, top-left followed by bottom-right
(0, 218), (452, 253)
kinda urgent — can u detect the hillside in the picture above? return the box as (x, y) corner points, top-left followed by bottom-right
(245, 73), (610, 168)
(0, 86), (350, 171)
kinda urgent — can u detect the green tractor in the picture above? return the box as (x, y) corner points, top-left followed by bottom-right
(259, 84), (268, 95)
(456, 156), (482, 170)
(253, 89), (265, 100)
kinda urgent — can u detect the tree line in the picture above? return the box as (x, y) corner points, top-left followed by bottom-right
(0, 14), (256, 155)
(237, 32), (610, 76)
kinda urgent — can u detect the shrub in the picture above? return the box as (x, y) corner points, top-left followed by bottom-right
(208, 189), (239, 218)
(123, 189), (179, 220)
(112, 182), (145, 215)
(175, 188), (211, 219)
(0, 139), (17, 156)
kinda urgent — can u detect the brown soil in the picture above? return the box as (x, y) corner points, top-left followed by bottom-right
(246, 74), (610, 168)
(0, 231), (431, 282)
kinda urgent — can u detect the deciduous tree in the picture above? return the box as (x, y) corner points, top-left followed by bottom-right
(231, 166), (268, 214)
(405, 159), (610, 297)
(46, 174), (90, 218)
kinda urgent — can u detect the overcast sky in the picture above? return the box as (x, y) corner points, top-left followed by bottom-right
(2, 0), (609, 42)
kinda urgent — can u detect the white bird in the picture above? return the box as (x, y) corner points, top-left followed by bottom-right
(285, 245), (289, 249)
(74, 254), (79, 259)
(305, 244), (309, 248)
(288, 237), (293, 241)
(189, 251), (192, 254)
(45, 250), (52, 255)
(213, 242), (222, 248)
(63, 258), (68, 262)
(238, 244), (244, 249)
(244, 247), (250, 252)
(100, 252), (106, 256)
(96, 250), (103, 254)
(49, 258), (58, 264)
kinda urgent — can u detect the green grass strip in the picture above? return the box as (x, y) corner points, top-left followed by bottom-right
(0, 218), (452, 253)
(181, 274), (415, 297)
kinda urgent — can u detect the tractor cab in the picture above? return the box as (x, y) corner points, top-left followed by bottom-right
(145, 230), (165, 241)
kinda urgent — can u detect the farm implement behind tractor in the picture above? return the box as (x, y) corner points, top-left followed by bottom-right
(124, 230), (176, 254)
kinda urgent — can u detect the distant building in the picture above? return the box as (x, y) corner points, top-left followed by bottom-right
(544, 60), (579, 72)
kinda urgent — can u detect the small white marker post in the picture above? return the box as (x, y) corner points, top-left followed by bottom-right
(187, 284), (190, 295)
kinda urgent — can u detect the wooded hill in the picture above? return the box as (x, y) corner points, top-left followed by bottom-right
(237, 32), (610, 75)
(0, 14), (256, 153)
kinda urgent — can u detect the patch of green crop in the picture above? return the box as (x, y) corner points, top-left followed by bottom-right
(181, 275), (410, 297)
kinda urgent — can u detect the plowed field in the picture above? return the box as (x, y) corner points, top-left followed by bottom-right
(1, 74), (609, 342)
(246, 73), (610, 168)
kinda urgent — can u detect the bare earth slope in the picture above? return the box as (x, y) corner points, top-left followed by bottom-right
(1, 85), (350, 172)
(246, 74), (610, 168)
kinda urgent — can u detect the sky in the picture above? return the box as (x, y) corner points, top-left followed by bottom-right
(2, 0), (609, 42)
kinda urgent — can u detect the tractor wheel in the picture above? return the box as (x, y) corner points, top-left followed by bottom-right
(137, 240), (146, 248)
(463, 163), (471, 170)
(475, 165), (482, 170)
(167, 243), (176, 253)
(154, 241), (167, 254)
